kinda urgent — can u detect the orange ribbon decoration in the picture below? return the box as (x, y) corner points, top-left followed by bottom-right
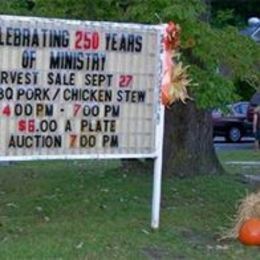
(161, 22), (181, 107)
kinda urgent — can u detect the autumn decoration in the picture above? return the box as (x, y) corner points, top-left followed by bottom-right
(221, 191), (260, 246)
(161, 22), (191, 107)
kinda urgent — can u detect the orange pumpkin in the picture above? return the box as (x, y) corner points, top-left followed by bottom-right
(238, 218), (260, 246)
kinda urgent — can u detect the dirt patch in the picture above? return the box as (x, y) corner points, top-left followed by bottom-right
(180, 228), (216, 247)
(142, 246), (184, 260)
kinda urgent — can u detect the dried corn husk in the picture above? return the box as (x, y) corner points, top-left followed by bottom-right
(161, 22), (193, 107)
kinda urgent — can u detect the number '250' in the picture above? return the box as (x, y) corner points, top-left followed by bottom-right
(74, 31), (100, 50)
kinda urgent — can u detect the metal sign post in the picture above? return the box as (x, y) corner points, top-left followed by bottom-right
(151, 104), (165, 229)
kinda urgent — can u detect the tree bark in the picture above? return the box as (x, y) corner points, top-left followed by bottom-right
(122, 100), (224, 177)
(162, 100), (224, 177)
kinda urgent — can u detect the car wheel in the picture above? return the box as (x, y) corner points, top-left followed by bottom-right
(226, 127), (242, 143)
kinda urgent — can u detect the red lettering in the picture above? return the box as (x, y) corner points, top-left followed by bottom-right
(2, 105), (11, 116)
(18, 119), (35, 133)
(73, 104), (81, 116)
(69, 134), (77, 148)
(119, 75), (133, 88)
(74, 31), (100, 50)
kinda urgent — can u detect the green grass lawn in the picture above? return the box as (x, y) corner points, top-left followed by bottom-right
(0, 155), (259, 259)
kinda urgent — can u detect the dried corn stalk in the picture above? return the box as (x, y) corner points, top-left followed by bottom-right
(161, 22), (192, 107)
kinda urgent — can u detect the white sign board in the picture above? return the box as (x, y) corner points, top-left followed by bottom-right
(0, 15), (164, 161)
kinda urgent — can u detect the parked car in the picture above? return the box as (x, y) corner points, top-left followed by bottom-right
(212, 102), (252, 142)
(213, 18), (259, 143)
(246, 92), (260, 122)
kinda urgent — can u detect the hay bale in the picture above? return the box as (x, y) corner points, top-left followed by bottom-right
(221, 191), (260, 240)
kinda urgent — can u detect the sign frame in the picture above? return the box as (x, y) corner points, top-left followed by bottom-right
(0, 15), (165, 229)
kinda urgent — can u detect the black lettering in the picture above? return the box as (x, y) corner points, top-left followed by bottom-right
(119, 34), (127, 51)
(76, 52), (84, 69)
(25, 72), (31, 84)
(47, 72), (75, 85)
(89, 90), (97, 101)
(63, 88), (112, 102)
(6, 27), (13, 46)
(47, 30), (70, 48)
(16, 88), (50, 101)
(47, 72), (54, 85)
(13, 28), (21, 46)
(17, 88), (25, 100)
(36, 104), (53, 117)
(39, 120), (57, 132)
(1, 71), (8, 84)
(8, 135), (16, 148)
(0, 71), (38, 85)
(16, 72), (23, 84)
(104, 105), (120, 117)
(42, 88), (50, 100)
(127, 34), (135, 52)
(25, 136), (33, 148)
(0, 87), (14, 100)
(116, 90), (146, 102)
(49, 51), (61, 69)
(111, 34), (117, 51)
(137, 91), (146, 102)
(49, 51), (105, 70)
(135, 35), (143, 52)
(102, 135), (119, 147)
(22, 29), (30, 47)
(97, 74), (105, 85)
(80, 119), (116, 132)
(117, 90), (123, 102)
(36, 104), (44, 117)
(45, 104), (53, 116)
(8, 135), (62, 148)
(14, 103), (33, 116)
(65, 120), (72, 132)
(64, 51), (73, 69)
(31, 28), (39, 47)
(85, 74), (91, 85)
(62, 30), (70, 47)
(45, 136), (53, 147)
(80, 120), (88, 131)
(0, 27), (4, 45)
(92, 54), (100, 70)
(42, 29), (48, 47)
(0, 28), (70, 48)
(80, 135), (96, 148)
(105, 33), (142, 53)
(34, 88), (42, 100)
(84, 74), (113, 87)
(105, 33), (111, 50)
(83, 105), (100, 117)
(52, 30), (62, 47)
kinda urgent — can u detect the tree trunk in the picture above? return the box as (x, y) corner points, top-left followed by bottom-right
(162, 100), (224, 177)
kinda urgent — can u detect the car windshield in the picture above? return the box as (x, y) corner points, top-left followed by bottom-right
(212, 102), (249, 117)
(233, 103), (248, 115)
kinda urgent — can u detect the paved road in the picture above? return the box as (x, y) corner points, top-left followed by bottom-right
(214, 137), (254, 151)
